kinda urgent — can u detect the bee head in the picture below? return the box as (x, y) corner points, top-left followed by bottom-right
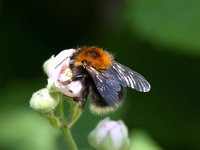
(74, 46), (113, 70)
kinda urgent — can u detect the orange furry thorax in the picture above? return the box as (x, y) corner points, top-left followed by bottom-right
(74, 46), (113, 70)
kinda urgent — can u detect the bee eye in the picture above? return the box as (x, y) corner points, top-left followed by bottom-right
(82, 60), (87, 66)
(88, 50), (100, 57)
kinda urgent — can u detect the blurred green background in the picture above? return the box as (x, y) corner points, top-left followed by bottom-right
(0, 0), (200, 150)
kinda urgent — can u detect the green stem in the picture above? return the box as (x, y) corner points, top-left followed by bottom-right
(57, 94), (78, 150)
(42, 112), (61, 128)
(68, 104), (82, 128)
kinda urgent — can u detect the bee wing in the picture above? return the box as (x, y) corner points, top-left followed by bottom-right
(84, 65), (122, 107)
(112, 61), (151, 92)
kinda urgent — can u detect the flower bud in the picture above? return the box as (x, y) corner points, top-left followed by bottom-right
(88, 118), (129, 150)
(30, 88), (60, 113)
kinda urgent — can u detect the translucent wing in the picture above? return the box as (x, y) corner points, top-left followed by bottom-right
(112, 61), (151, 92)
(84, 65), (123, 107)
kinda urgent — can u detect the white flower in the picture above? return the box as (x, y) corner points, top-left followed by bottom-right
(44, 49), (84, 98)
(30, 88), (60, 113)
(88, 118), (129, 150)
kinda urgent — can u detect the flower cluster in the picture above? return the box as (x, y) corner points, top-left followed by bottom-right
(30, 49), (84, 113)
(30, 49), (130, 150)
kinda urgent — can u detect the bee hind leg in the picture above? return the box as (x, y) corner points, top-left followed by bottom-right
(72, 97), (86, 109)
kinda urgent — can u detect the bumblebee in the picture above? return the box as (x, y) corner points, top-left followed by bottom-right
(62, 46), (150, 114)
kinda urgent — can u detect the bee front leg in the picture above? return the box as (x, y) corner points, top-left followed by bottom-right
(62, 74), (87, 85)
(70, 74), (87, 82)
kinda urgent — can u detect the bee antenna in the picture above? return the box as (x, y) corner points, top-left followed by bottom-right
(54, 56), (70, 69)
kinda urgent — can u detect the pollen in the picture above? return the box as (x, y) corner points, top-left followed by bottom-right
(59, 67), (73, 83)
(75, 46), (113, 70)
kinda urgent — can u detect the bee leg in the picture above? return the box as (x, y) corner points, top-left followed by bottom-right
(72, 85), (89, 109)
(62, 74), (87, 85)
(70, 74), (87, 82)
(73, 97), (86, 109)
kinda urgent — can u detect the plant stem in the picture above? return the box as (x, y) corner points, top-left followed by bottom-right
(43, 111), (61, 128)
(57, 94), (78, 150)
(68, 104), (82, 128)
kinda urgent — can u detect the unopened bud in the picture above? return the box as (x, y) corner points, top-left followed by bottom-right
(88, 118), (129, 150)
(30, 88), (60, 113)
